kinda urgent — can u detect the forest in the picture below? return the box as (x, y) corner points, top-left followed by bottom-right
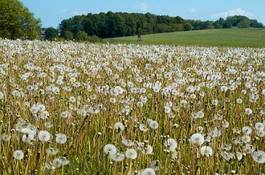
(57, 12), (264, 41)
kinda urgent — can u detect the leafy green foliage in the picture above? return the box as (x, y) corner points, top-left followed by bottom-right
(0, 0), (41, 39)
(64, 31), (74, 41)
(60, 12), (264, 41)
(44, 27), (58, 41)
(59, 12), (185, 39)
(75, 31), (89, 42)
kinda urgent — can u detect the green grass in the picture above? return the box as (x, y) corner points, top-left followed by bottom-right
(106, 28), (265, 48)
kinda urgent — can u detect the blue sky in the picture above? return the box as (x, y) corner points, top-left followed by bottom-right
(21, 0), (265, 28)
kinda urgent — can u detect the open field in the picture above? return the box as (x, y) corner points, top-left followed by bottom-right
(107, 28), (265, 48)
(0, 40), (264, 174)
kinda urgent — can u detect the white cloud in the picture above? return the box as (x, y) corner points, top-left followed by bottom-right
(137, 2), (148, 12)
(212, 8), (254, 19)
(188, 8), (197, 14)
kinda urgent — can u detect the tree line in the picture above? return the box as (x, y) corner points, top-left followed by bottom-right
(188, 16), (263, 30)
(56, 12), (264, 41)
(59, 12), (187, 40)
(0, 0), (264, 41)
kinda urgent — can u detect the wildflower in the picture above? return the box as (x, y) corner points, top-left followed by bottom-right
(242, 126), (252, 135)
(125, 148), (137, 159)
(222, 120), (229, 128)
(148, 120), (159, 130)
(209, 127), (221, 138)
(244, 144), (255, 154)
(122, 138), (135, 147)
(139, 124), (148, 132)
(152, 81), (162, 93)
(145, 145), (153, 155)
(111, 86), (125, 96)
(251, 150), (265, 164)
(236, 98), (243, 104)
(200, 146), (213, 157)
(245, 108), (253, 115)
(39, 110), (49, 120)
(110, 153), (125, 162)
(164, 105), (171, 114)
(53, 158), (63, 168)
(190, 133), (204, 145)
(38, 130), (51, 142)
(192, 111), (204, 119)
(1, 134), (11, 141)
(55, 133), (67, 144)
(103, 144), (117, 155)
(46, 147), (59, 155)
(241, 135), (251, 143)
(60, 157), (70, 166)
(255, 122), (264, 131)
(221, 151), (235, 161)
(114, 122), (125, 131)
(256, 130), (265, 137)
(141, 168), (156, 175)
(164, 138), (177, 151)
(13, 150), (24, 160)
(150, 160), (159, 171)
(60, 111), (71, 119)
(212, 99), (218, 106)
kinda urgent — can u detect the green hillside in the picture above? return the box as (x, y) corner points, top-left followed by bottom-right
(107, 28), (265, 48)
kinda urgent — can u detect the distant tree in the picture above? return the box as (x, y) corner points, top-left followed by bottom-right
(223, 21), (232, 28)
(44, 27), (58, 41)
(58, 12), (264, 39)
(75, 31), (88, 41)
(226, 16), (251, 28)
(238, 19), (251, 28)
(64, 31), (74, 40)
(184, 23), (192, 31)
(124, 15), (137, 36)
(204, 21), (215, 29)
(106, 12), (127, 37)
(83, 18), (96, 35)
(0, 0), (41, 39)
(250, 20), (263, 28)
(214, 18), (225, 28)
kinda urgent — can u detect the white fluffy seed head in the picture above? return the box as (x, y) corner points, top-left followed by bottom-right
(141, 168), (156, 175)
(125, 148), (137, 159)
(55, 133), (67, 144)
(103, 144), (117, 155)
(251, 150), (265, 164)
(190, 133), (204, 145)
(164, 138), (177, 151)
(38, 130), (51, 142)
(114, 122), (125, 131)
(13, 150), (24, 160)
(200, 146), (213, 157)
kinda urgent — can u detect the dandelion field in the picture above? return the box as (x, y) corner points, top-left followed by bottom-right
(0, 40), (264, 175)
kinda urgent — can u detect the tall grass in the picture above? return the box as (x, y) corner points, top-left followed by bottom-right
(0, 40), (264, 174)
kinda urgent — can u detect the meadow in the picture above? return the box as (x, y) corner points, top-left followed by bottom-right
(107, 28), (265, 48)
(0, 40), (264, 175)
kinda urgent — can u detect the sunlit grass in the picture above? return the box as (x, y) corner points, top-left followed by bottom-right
(0, 40), (264, 174)
(107, 28), (265, 48)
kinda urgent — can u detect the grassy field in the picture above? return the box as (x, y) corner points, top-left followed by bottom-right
(107, 28), (265, 48)
(0, 40), (265, 174)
